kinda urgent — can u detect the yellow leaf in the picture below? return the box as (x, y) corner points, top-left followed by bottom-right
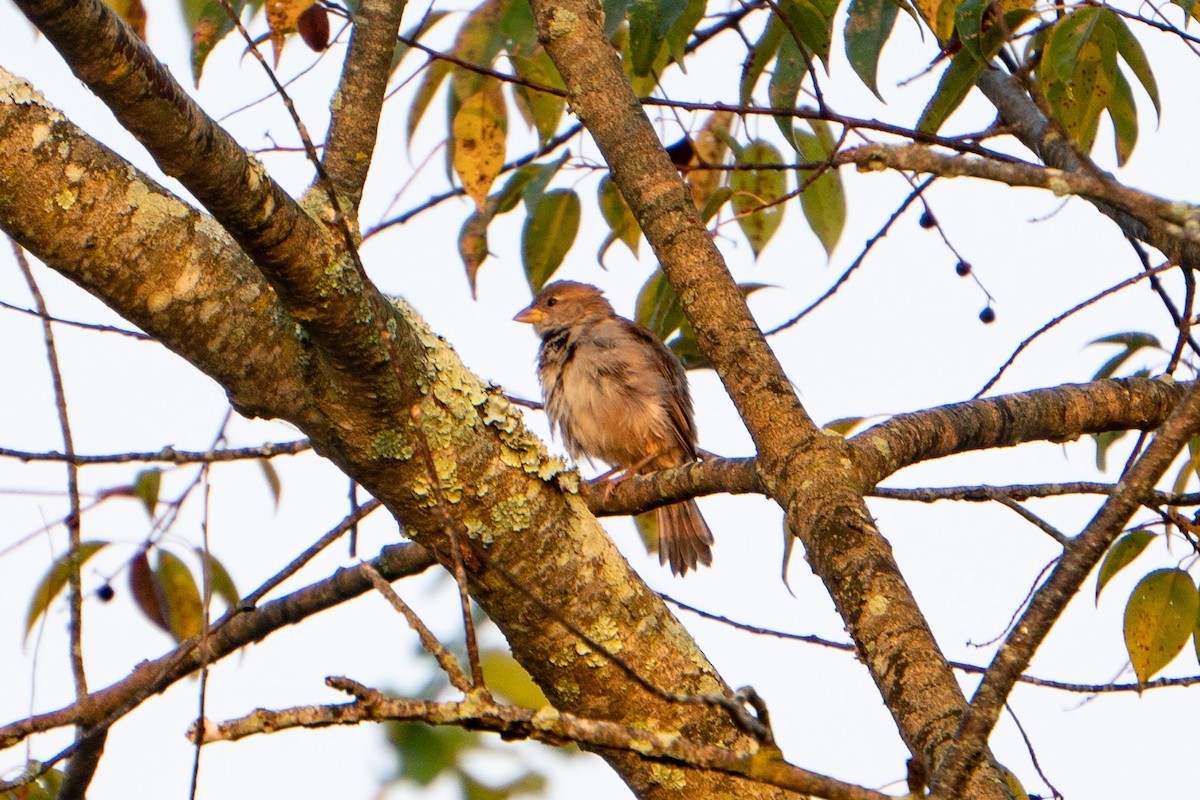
(452, 85), (507, 212)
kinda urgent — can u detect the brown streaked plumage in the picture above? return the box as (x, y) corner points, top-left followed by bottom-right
(514, 280), (714, 575)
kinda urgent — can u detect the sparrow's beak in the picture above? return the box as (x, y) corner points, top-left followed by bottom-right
(513, 305), (544, 325)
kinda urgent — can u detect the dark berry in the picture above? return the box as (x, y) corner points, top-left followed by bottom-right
(919, 211), (936, 229)
(979, 307), (996, 324)
(96, 583), (115, 602)
(955, 261), (972, 276)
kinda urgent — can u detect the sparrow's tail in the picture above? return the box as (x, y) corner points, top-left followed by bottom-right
(657, 499), (714, 576)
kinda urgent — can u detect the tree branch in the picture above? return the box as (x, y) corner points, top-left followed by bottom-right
(322, 0), (408, 210)
(930, 378), (1200, 798)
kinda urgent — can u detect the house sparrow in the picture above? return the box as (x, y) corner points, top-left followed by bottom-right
(514, 281), (714, 575)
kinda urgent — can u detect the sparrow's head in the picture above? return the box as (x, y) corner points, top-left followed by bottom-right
(514, 281), (616, 336)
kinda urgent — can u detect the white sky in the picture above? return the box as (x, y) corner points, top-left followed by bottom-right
(2, 0), (1199, 797)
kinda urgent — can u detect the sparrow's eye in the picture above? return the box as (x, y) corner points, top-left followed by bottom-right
(545, 297), (559, 307)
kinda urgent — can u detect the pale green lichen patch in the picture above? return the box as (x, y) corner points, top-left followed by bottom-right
(432, 451), (464, 503)
(482, 393), (519, 434)
(555, 679), (580, 703)
(546, 7), (577, 38)
(369, 428), (414, 461)
(647, 764), (686, 790)
(54, 187), (77, 210)
(548, 645), (576, 668)
(490, 496), (531, 533)
(0, 69), (50, 107)
(575, 615), (622, 668)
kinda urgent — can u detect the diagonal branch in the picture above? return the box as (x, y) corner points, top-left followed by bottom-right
(929, 377), (1200, 799)
(322, 0), (408, 210)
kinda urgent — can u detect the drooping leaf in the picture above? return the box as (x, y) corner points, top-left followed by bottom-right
(459, 210), (492, 296)
(844, 0), (901, 100)
(635, 271), (686, 341)
(603, 0), (634, 37)
(104, 0), (147, 38)
(597, 176), (641, 264)
(1123, 568), (1199, 685)
(1039, 9), (1118, 153)
(824, 416), (869, 436)
(1092, 429), (1128, 472)
(1096, 530), (1155, 603)
(407, 59), (454, 143)
(917, 47), (986, 134)
(199, 550), (241, 611)
(520, 154), (569, 215)
(628, 0), (688, 76)
(452, 84), (508, 212)
(1087, 331), (1161, 380)
(480, 649), (548, 708)
(633, 510), (658, 555)
(521, 189), (580, 291)
(953, 0), (991, 62)
(1097, 10), (1161, 118)
(793, 120), (846, 257)
(448, 0), (509, 103)
(258, 458), (282, 510)
(510, 49), (567, 146)
(1171, 435), (1200, 496)
(769, 36), (807, 146)
(390, 723), (474, 786)
(687, 111), (734, 213)
(664, 0), (707, 69)
(25, 541), (110, 639)
(1106, 67), (1138, 166)
(157, 550), (204, 642)
(133, 468), (161, 519)
(777, 0), (838, 65)
(740, 15), (785, 105)
(129, 548), (171, 633)
(731, 139), (787, 256)
(186, 0), (259, 84)
(1170, 0), (1199, 25)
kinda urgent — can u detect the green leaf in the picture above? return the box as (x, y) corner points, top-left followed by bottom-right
(1039, 9), (1118, 152)
(1123, 568), (1199, 685)
(794, 120), (846, 257)
(389, 723), (473, 785)
(133, 468), (161, 519)
(1097, 10), (1160, 118)
(628, 0), (687, 76)
(407, 59), (454, 143)
(1087, 331), (1161, 380)
(602, 0), (633, 37)
(954, 0), (991, 62)
(199, 550), (241, 611)
(480, 649), (548, 708)
(1092, 429), (1127, 472)
(633, 510), (659, 555)
(769, 36), (807, 146)
(824, 416), (869, 436)
(510, 50), (567, 146)
(25, 541), (109, 639)
(1171, 435), (1200, 496)
(185, 0), (258, 85)
(844, 0), (900, 100)
(1106, 67), (1138, 167)
(1096, 530), (1154, 603)
(777, 0), (838, 65)
(664, 0), (707, 69)
(698, 186), (733, 223)
(520, 153), (569, 215)
(731, 139), (788, 256)
(917, 47), (986, 134)
(157, 550), (204, 642)
(521, 189), (580, 291)
(448, 0), (509, 103)
(597, 176), (641, 261)
(1171, 0), (1199, 25)
(635, 271), (686, 340)
(740, 15), (785, 106)
(14, 767), (65, 800)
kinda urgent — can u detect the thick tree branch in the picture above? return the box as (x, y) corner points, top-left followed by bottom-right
(528, 0), (1009, 795)
(322, 0), (407, 210)
(839, 144), (1200, 248)
(2, 66), (797, 799)
(976, 70), (1200, 267)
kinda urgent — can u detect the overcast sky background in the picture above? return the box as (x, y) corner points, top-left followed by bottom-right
(2, 0), (1200, 797)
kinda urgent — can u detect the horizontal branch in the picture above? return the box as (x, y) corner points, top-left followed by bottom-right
(195, 677), (892, 800)
(839, 144), (1200, 250)
(0, 441), (311, 465)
